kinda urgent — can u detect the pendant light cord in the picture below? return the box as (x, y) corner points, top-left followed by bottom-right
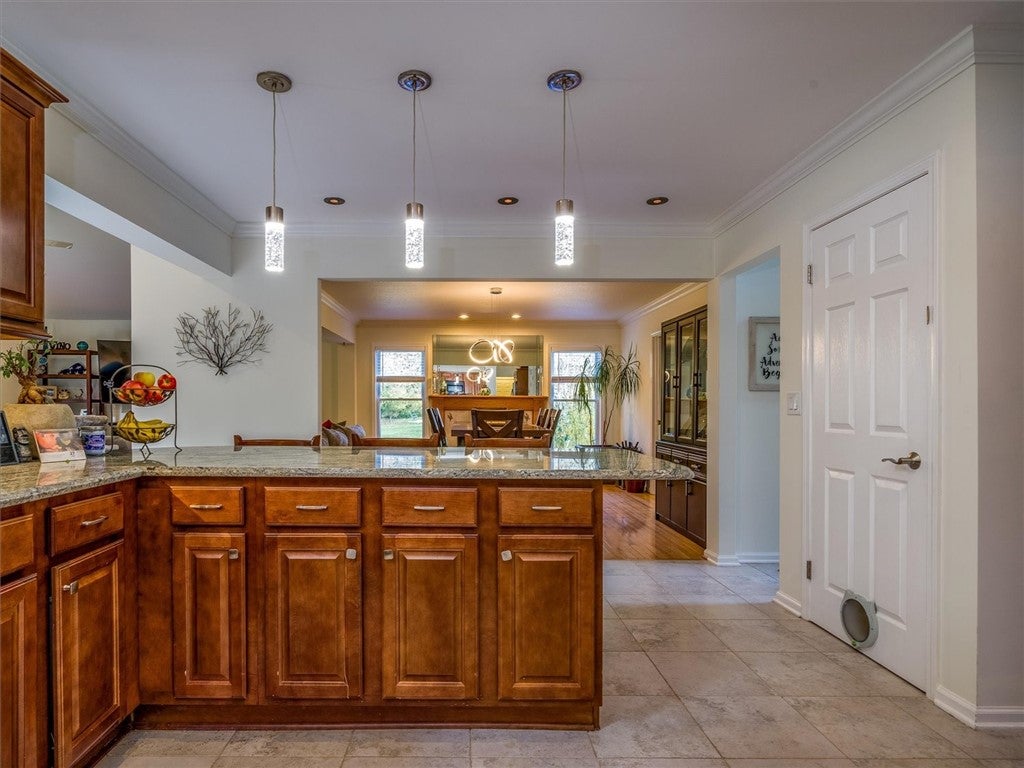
(561, 83), (567, 199)
(271, 90), (278, 208)
(411, 83), (418, 203)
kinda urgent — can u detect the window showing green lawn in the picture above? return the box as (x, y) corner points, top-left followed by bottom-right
(376, 349), (425, 437)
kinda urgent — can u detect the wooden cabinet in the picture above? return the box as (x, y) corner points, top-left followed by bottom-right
(497, 534), (595, 701)
(655, 446), (707, 547)
(0, 575), (38, 768)
(0, 50), (66, 339)
(51, 541), (125, 768)
(381, 533), (479, 700)
(265, 533), (362, 699)
(171, 532), (246, 699)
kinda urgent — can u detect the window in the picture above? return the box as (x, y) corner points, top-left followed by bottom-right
(375, 348), (426, 437)
(549, 348), (602, 449)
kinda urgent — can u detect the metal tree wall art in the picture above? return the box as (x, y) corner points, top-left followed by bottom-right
(174, 305), (272, 375)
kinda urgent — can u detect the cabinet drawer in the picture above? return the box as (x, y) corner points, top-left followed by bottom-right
(170, 486), (244, 525)
(49, 493), (124, 555)
(381, 487), (477, 527)
(498, 488), (594, 527)
(0, 514), (35, 575)
(265, 487), (361, 527)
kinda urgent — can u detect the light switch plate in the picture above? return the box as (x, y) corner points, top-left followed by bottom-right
(786, 392), (802, 415)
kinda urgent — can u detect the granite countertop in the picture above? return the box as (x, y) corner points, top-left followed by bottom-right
(0, 445), (694, 507)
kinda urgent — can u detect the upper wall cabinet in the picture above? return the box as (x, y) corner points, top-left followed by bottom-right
(659, 307), (708, 447)
(1, 50), (66, 340)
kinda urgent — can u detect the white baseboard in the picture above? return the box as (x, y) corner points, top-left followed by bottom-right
(934, 685), (977, 727)
(703, 549), (741, 566)
(975, 706), (1024, 729)
(736, 551), (780, 563)
(773, 590), (802, 617)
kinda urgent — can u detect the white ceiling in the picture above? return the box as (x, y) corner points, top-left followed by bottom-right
(3, 1), (1019, 241)
(322, 280), (690, 322)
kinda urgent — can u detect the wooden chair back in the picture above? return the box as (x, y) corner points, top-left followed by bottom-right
(350, 433), (441, 448)
(470, 408), (524, 438)
(464, 433), (551, 449)
(536, 407), (562, 432)
(233, 434), (320, 449)
(426, 407), (447, 447)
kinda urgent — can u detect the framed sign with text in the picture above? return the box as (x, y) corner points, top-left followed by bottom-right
(748, 316), (781, 391)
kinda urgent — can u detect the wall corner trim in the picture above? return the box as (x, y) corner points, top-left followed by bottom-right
(704, 550), (741, 567)
(773, 591), (802, 617)
(934, 685), (979, 728)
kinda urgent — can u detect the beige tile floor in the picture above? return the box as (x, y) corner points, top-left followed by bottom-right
(98, 560), (1023, 768)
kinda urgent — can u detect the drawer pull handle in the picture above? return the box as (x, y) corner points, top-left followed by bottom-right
(62, 581), (79, 595)
(345, 548), (358, 560)
(383, 549), (394, 560)
(500, 550), (513, 562)
(412, 505), (445, 511)
(296, 505), (329, 511)
(80, 515), (109, 527)
(227, 548), (240, 560)
(189, 504), (224, 510)
(530, 505), (563, 512)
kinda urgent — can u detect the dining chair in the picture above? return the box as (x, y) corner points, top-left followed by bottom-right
(350, 433), (441, 447)
(233, 434), (320, 449)
(426, 406), (448, 447)
(470, 408), (524, 438)
(464, 433), (551, 448)
(536, 407), (562, 433)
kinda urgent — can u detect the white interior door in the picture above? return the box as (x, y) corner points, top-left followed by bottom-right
(807, 173), (933, 690)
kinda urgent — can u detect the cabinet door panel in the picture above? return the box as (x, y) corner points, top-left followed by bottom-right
(498, 535), (595, 700)
(686, 480), (707, 547)
(382, 534), (478, 699)
(265, 533), (362, 699)
(0, 576), (37, 768)
(52, 541), (124, 768)
(172, 532), (246, 699)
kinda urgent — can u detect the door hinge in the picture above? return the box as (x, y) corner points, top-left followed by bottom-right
(805, 560), (812, 580)
(926, 305), (932, 325)
(806, 265), (813, 285)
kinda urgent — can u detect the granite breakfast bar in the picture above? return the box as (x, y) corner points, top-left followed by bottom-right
(0, 446), (693, 768)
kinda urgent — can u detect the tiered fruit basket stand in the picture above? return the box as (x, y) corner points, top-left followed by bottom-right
(106, 364), (180, 457)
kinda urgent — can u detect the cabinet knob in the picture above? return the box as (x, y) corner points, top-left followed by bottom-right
(62, 581), (79, 595)
(227, 548), (240, 560)
(383, 549), (394, 560)
(345, 548), (357, 560)
(500, 550), (513, 562)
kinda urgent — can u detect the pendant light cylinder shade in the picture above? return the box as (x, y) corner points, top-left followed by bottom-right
(554, 198), (574, 267)
(405, 201), (424, 269)
(264, 205), (284, 273)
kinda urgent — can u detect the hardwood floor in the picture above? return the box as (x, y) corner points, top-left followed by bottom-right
(602, 484), (705, 560)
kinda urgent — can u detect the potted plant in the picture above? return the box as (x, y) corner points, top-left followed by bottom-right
(615, 440), (649, 493)
(0, 341), (50, 403)
(571, 344), (642, 445)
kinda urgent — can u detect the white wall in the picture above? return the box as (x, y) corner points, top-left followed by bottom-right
(733, 259), (780, 561)
(973, 60), (1024, 716)
(712, 66), (983, 708)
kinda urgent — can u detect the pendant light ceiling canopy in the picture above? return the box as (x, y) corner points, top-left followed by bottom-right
(258, 70), (292, 273)
(399, 69), (431, 270)
(547, 69), (581, 268)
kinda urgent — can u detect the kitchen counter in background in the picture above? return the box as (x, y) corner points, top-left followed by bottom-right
(0, 445), (693, 507)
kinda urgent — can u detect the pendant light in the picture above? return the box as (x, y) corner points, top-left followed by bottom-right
(547, 69), (581, 267)
(257, 71), (292, 272)
(398, 70), (431, 269)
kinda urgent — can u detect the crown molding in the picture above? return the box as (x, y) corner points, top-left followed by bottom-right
(708, 24), (1012, 237)
(618, 282), (705, 325)
(0, 38), (237, 237)
(319, 290), (358, 325)
(234, 220), (711, 239)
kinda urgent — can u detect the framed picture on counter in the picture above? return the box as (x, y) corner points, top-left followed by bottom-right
(33, 428), (86, 463)
(0, 411), (19, 465)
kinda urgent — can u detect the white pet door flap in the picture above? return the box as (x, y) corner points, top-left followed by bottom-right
(840, 590), (878, 648)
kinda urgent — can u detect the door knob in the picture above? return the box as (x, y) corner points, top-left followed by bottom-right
(881, 451), (921, 470)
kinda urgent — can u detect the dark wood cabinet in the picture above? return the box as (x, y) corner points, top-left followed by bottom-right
(171, 532), (246, 699)
(655, 447), (707, 548)
(0, 50), (66, 339)
(497, 534), (595, 701)
(0, 575), (38, 768)
(51, 541), (125, 768)
(265, 533), (362, 699)
(381, 533), (479, 700)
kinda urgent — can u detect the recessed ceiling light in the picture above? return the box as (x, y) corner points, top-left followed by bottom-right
(458, 313), (470, 320)
(511, 313), (522, 320)
(646, 196), (669, 206)
(497, 197), (519, 206)
(323, 196), (346, 206)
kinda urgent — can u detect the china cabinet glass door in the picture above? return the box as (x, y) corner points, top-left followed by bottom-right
(661, 325), (677, 441)
(695, 314), (708, 445)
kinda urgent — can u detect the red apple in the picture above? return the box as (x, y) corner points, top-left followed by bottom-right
(157, 373), (176, 391)
(145, 387), (165, 404)
(120, 380), (147, 404)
